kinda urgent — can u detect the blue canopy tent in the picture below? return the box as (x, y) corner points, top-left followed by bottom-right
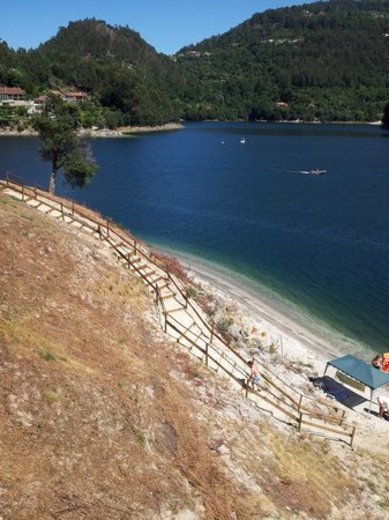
(324, 354), (389, 412)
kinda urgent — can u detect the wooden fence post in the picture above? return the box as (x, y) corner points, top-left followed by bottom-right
(61, 202), (64, 221)
(72, 201), (75, 215)
(164, 312), (167, 333)
(298, 412), (303, 431)
(298, 394), (303, 413)
(205, 342), (209, 366)
(350, 426), (356, 447)
(21, 185), (25, 201)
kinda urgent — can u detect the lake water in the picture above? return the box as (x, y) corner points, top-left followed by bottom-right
(1, 122), (388, 354)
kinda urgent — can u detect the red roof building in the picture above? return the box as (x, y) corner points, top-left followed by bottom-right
(0, 87), (25, 101)
(62, 91), (88, 102)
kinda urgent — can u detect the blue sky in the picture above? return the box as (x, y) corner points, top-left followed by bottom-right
(1, 0), (317, 53)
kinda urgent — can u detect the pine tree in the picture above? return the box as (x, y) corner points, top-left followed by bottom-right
(33, 93), (99, 194)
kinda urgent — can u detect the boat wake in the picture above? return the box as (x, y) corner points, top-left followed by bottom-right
(265, 168), (327, 176)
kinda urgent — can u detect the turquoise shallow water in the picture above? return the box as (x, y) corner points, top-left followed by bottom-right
(1, 122), (388, 352)
(139, 238), (378, 358)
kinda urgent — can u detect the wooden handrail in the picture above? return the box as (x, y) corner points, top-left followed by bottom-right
(0, 176), (357, 443)
(166, 313), (247, 378)
(165, 313), (354, 438)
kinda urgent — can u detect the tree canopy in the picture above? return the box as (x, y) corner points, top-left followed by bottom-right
(32, 94), (99, 194)
(382, 102), (389, 129)
(1, 1), (389, 124)
(175, 0), (389, 123)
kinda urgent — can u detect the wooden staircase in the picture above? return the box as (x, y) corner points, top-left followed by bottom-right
(0, 177), (357, 446)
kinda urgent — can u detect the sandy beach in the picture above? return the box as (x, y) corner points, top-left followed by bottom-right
(168, 250), (389, 447)
(172, 250), (362, 364)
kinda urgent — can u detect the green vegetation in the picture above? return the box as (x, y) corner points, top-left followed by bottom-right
(176, 0), (389, 122)
(40, 350), (56, 361)
(382, 102), (389, 129)
(1, 1), (389, 124)
(0, 19), (180, 127)
(41, 388), (58, 404)
(0, 104), (28, 129)
(32, 93), (99, 193)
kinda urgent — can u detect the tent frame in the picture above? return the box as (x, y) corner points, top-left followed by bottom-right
(323, 355), (389, 413)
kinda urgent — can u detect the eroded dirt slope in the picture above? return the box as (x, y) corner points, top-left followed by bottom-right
(0, 193), (388, 520)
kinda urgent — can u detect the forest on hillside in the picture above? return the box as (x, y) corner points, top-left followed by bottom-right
(0, 0), (388, 126)
(177, 0), (389, 122)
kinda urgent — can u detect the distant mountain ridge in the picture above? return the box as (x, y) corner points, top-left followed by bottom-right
(176, 0), (389, 122)
(0, 18), (180, 127)
(0, 0), (388, 125)
(39, 19), (161, 65)
(33, 19), (180, 126)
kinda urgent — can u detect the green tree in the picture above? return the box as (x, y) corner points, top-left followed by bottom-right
(382, 102), (389, 130)
(32, 94), (99, 194)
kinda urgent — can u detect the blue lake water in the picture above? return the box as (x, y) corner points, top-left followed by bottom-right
(1, 122), (388, 353)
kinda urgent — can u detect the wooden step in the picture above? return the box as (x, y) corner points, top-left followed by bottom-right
(136, 263), (149, 271)
(159, 291), (176, 301)
(156, 280), (170, 291)
(128, 255), (142, 264)
(143, 269), (155, 278)
(151, 275), (168, 284)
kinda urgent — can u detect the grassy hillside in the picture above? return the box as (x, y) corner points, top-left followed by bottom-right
(1, 192), (389, 519)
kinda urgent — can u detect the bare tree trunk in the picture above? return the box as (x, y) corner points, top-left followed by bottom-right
(48, 170), (57, 194)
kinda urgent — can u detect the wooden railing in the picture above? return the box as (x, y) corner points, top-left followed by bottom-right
(0, 174), (356, 446)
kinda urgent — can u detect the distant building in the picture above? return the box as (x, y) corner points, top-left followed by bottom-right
(34, 95), (48, 105)
(62, 91), (88, 102)
(27, 95), (48, 115)
(275, 101), (289, 108)
(185, 51), (201, 58)
(0, 87), (25, 104)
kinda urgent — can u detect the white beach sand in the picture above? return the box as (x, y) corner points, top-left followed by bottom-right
(164, 249), (389, 445)
(174, 251), (358, 363)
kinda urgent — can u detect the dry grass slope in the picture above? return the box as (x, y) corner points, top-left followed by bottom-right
(0, 192), (388, 520)
(0, 194), (248, 519)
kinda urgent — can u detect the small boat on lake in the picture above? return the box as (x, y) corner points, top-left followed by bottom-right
(299, 169), (327, 176)
(240, 137), (246, 144)
(309, 169), (327, 175)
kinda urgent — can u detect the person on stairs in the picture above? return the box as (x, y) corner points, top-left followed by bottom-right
(247, 358), (261, 391)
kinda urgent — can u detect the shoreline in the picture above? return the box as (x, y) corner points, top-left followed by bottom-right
(166, 250), (389, 439)
(151, 245), (372, 374)
(0, 120), (382, 138)
(0, 122), (184, 138)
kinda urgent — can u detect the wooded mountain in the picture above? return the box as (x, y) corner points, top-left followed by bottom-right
(0, 19), (181, 127)
(0, 0), (388, 124)
(177, 0), (389, 122)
